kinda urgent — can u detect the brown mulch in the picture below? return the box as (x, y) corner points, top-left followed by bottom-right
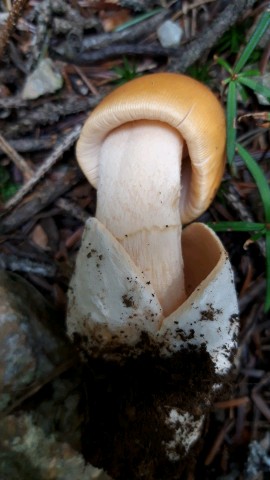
(0, 1), (270, 479)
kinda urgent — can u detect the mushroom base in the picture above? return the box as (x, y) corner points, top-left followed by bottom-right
(80, 339), (221, 480)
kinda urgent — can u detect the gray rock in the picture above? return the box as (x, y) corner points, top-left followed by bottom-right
(30, 373), (83, 449)
(0, 414), (111, 480)
(157, 20), (183, 48)
(245, 436), (270, 479)
(0, 270), (72, 411)
(0, 13), (8, 25)
(21, 58), (63, 100)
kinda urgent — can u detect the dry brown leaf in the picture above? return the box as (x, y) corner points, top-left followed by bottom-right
(100, 9), (130, 32)
(31, 224), (49, 249)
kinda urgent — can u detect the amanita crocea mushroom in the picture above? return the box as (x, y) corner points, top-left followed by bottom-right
(67, 73), (239, 479)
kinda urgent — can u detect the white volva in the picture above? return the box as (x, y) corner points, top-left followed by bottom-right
(67, 218), (238, 459)
(67, 218), (238, 375)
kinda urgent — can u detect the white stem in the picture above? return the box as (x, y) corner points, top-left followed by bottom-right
(96, 120), (186, 316)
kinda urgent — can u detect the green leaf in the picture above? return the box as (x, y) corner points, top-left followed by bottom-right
(226, 81), (237, 164)
(265, 230), (270, 311)
(0, 166), (9, 186)
(0, 183), (19, 202)
(114, 8), (164, 32)
(215, 56), (232, 74)
(238, 69), (260, 77)
(113, 57), (139, 84)
(250, 231), (265, 242)
(234, 9), (270, 73)
(208, 221), (265, 232)
(238, 82), (249, 102)
(216, 23), (248, 55)
(0, 166), (19, 202)
(237, 143), (270, 223)
(238, 76), (270, 99)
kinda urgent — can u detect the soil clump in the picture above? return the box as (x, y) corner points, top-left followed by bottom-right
(81, 336), (218, 480)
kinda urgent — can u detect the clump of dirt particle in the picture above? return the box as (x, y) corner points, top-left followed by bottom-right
(80, 335), (219, 480)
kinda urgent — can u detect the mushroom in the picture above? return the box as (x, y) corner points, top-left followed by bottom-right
(67, 73), (239, 478)
(75, 73), (225, 317)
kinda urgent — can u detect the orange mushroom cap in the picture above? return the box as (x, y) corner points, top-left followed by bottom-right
(76, 72), (226, 224)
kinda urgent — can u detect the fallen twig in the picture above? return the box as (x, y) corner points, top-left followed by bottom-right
(1, 95), (101, 137)
(82, 10), (167, 51)
(252, 374), (270, 422)
(65, 226), (84, 249)
(56, 197), (89, 223)
(0, 0), (29, 59)
(4, 126), (82, 211)
(214, 396), (250, 409)
(0, 252), (56, 277)
(204, 419), (234, 466)
(175, 0), (216, 19)
(53, 43), (175, 65)
(0, 133), (34, 178)
(72, 65), (99, 96)
(169, 0), (258, 72)
(0, 135), (58, 155)
(0, 166), (83, 234)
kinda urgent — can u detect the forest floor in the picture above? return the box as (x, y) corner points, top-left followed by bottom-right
(0, 1), (270, 479)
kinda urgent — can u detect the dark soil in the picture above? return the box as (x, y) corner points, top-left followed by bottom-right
(81, 340), (218, 480)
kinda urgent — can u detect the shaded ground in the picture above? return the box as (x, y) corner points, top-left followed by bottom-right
(0, 1), (270, 479)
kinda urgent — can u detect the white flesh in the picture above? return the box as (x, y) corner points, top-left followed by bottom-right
(96, 120), (186, 316)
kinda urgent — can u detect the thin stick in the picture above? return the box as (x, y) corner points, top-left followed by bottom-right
(252, 374), (270, 421)
(0, 133), (34, 178)
(0, 252), (56, 277)
(204, 419), (234, 466)
(55, 43), (175, 65)
(172, 0), (216, 21)
(169, 0), (257, 72)
(80, 11), (167, 50)
(4, 125), (82, 211)
(214, 396), (250, 409)
(0, 0), (29, 59)
(0, 166), (83, 234)
(73, 65), (99, 96)
(56, 197), (89, 222)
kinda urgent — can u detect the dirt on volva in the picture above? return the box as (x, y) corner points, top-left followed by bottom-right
(78, 334), (222, 480)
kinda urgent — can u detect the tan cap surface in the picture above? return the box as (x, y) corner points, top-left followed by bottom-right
(77, 73), (226, 224)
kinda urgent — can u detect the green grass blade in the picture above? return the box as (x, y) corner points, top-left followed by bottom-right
(238, 83), (249, 102)
(237, 143), (270, 223)
(238, 69), (260, 77)
(234, 9), (270, 73)
(114, 8), (164, 32)
(226, 81), (237, 164)
(238, 76), (270, 99)
(215, 56), (232, 73)
(265, 230), (270, 311)
(208, 221), (265, 232)
(250, 231), (265, 242)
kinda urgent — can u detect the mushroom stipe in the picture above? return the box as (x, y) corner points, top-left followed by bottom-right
(66, 73), (239, 479)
